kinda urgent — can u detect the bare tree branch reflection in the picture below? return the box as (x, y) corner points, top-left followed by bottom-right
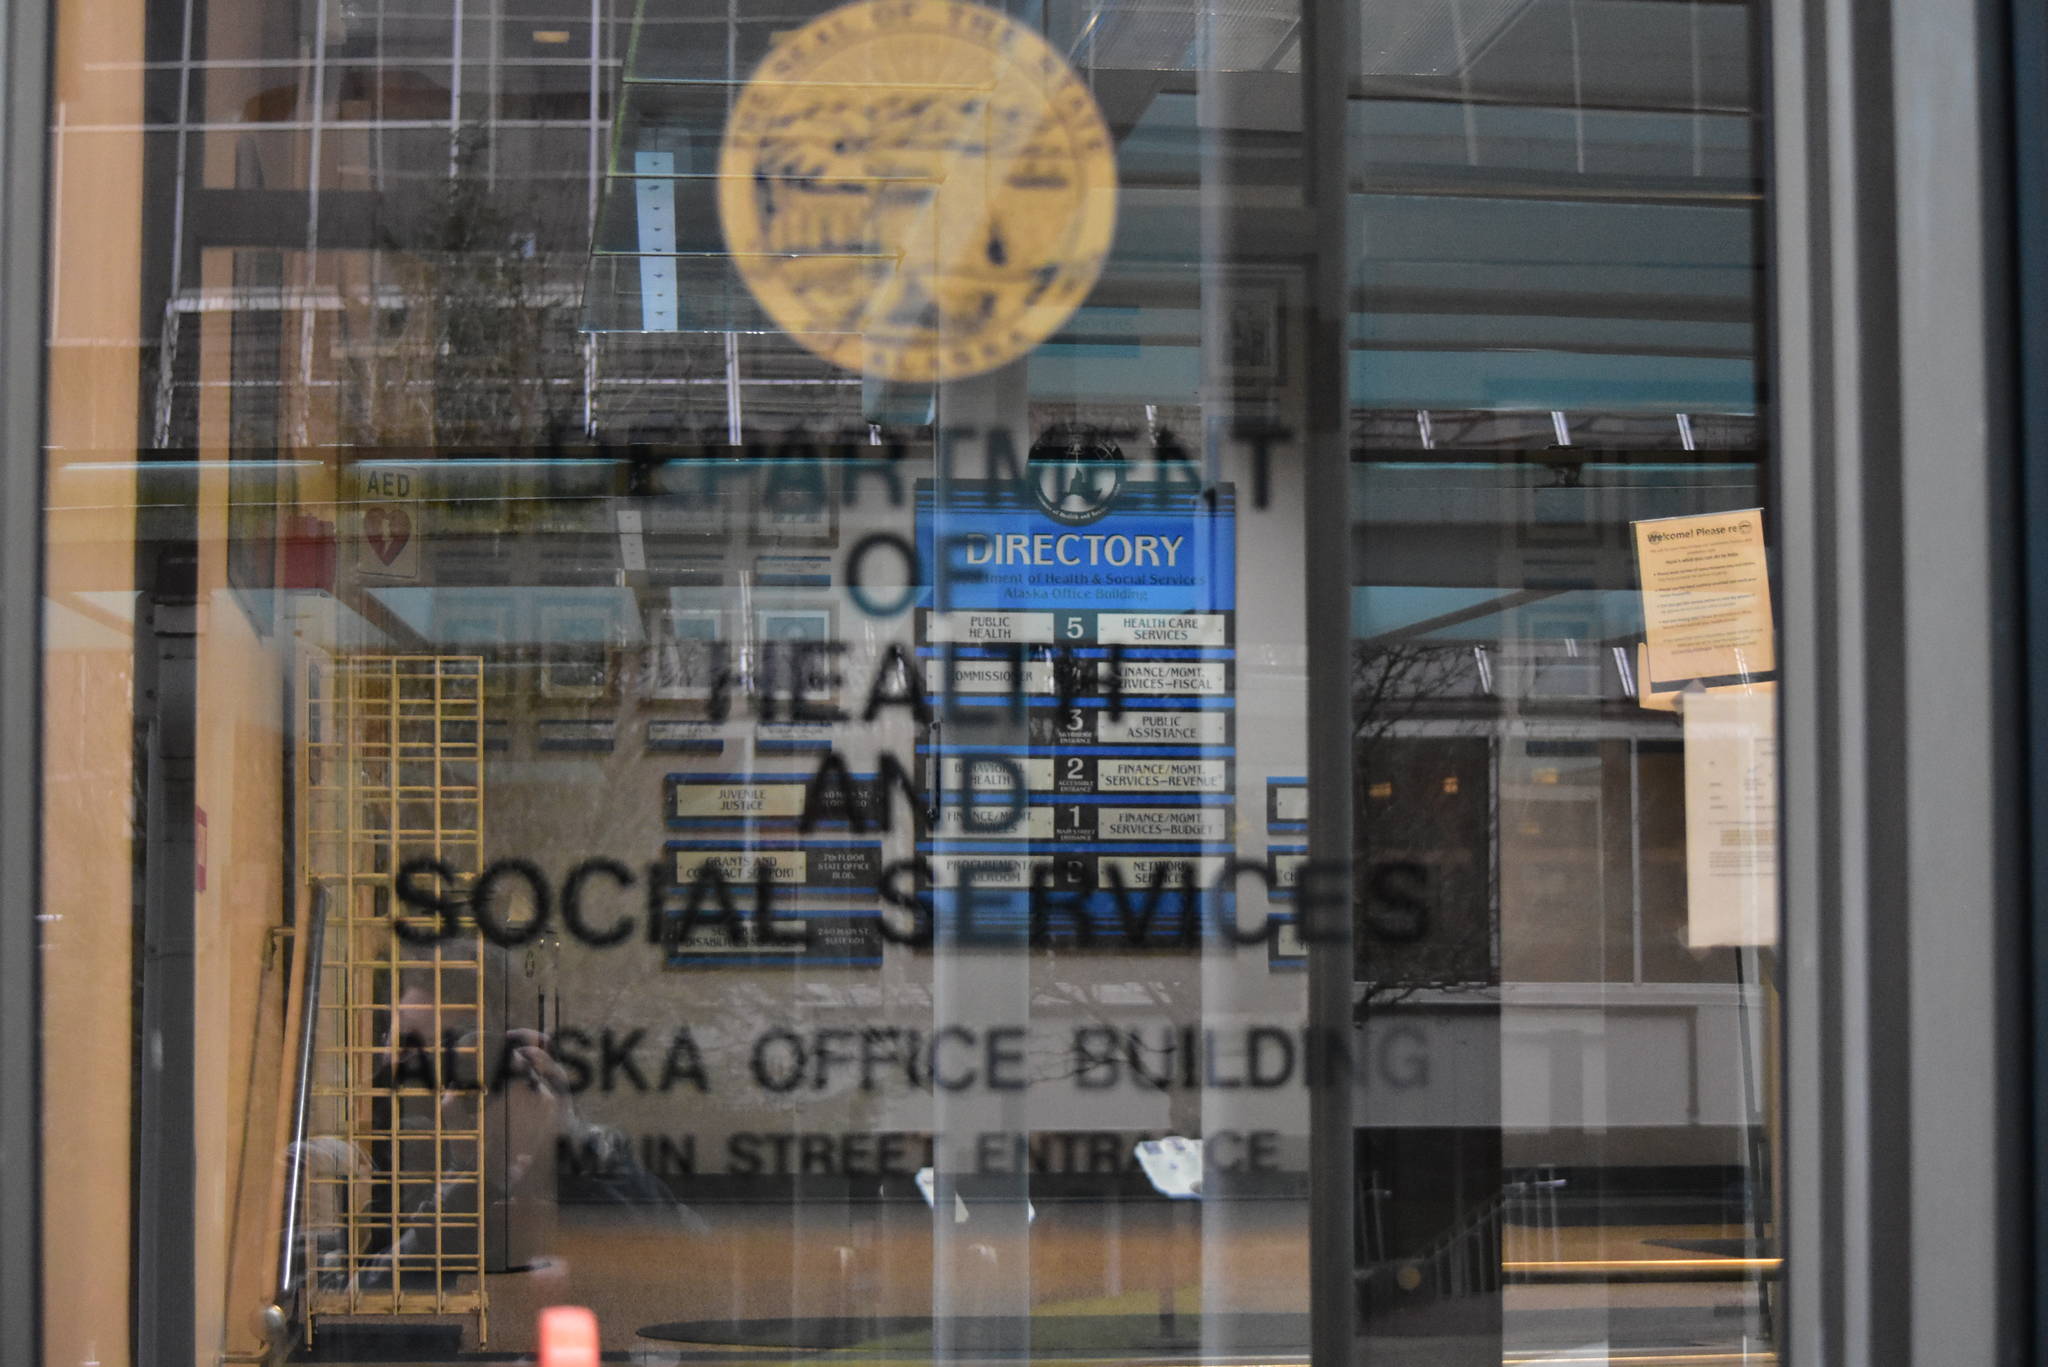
(1351, 641), (1496, 1022)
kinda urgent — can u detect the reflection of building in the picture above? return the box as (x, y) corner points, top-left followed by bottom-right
(30, 0), (1837, 1365)
(119, 0), (1764, 455)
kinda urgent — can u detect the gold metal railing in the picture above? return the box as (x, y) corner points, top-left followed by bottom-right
(299, 654), (488, 1342)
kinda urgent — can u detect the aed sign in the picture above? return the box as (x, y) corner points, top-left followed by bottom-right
(354, 464), (421, 580)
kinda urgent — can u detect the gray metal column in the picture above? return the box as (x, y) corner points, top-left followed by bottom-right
(928, 360), (1034, 1362)
(2014, 0), (2048, 1354)
(135, 545), (199, 1367)
(0, 0), (51, 1357)
(1300, 0), (1356, 1364)
(1772, 0), (2028, 1359)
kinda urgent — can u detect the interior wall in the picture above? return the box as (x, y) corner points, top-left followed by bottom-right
(470, 453), (1313, 1180)
(39, 0), (146, 1354)
(192, 239), (293, 1362)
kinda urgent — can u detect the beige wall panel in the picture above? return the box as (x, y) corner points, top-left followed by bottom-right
(41, 0), (145, 1356)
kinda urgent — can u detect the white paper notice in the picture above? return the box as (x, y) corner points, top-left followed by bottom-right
(1681, 691), (1779, 947)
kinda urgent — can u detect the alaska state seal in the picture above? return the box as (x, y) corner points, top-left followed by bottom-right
(716, 0), (1117, 383)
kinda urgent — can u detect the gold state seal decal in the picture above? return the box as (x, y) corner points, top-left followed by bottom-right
(717, 0), (1117, 383)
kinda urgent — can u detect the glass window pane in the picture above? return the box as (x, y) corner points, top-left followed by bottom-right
(35, 0), (1781, 1363)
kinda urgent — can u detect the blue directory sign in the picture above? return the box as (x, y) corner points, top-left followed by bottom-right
(918, 481), (1236, 616)
(915, 479), (1240, 944)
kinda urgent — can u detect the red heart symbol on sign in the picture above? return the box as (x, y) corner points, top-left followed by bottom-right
(364, 506), (412, 566)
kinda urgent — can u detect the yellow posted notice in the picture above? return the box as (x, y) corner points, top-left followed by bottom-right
(1632, 508), (1775, 709)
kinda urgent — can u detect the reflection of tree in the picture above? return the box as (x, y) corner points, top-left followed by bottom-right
(1351, 641), (1496, 1021)
(1026, 965), (1205, 1138)
(335, 126), (586, 448)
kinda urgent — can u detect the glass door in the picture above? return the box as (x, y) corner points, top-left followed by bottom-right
(31, 0), (1781, 1364)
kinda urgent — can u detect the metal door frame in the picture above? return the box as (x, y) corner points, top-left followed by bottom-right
(1300, 1), (1359, 1363)
(0, 0), (51, 1353)
(2, 0), (2042, 1358)
(2015, 0), (2048, 1352)
(1772, 0), (2031, 1359)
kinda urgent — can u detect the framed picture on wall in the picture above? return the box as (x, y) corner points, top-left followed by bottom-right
(538, 600), (618, 700)
(436, 591), (520, 703)
(645, 606), (725, 701)
(1222, 282), (1286, 390)
(755, 606), (835, 701)
(749, 466), (839, 546)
